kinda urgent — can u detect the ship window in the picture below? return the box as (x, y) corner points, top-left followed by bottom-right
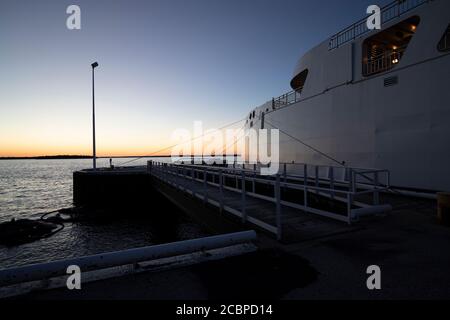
(290, 69), (308, 92)
(438, 24), (450, 52)
(362, 16), (420, 77)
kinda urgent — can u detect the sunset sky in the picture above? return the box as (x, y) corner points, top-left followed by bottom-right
(0, 0), (386, 157)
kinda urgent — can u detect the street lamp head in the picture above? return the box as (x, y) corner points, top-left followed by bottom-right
(91, 62), (99, 68)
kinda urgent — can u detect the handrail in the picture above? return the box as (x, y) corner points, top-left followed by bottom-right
(149, 161), (391, 238)
(161, 161), (391, 196)
(329, 0), (430, 50)
(363, 45), (407, 76)
(173, 160), (389, 177)
(272, 89), (303, 110)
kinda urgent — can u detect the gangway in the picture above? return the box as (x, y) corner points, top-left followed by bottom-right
(148, 161), (391, 241)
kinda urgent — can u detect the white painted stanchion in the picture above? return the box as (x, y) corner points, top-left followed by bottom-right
(275, 174), (282, 240)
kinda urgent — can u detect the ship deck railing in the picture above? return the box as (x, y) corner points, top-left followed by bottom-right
(328, 0), (429, 50)
(148, 161), (391, 241)
(363, 45), (407, 76)
(271, 89), (303, 110)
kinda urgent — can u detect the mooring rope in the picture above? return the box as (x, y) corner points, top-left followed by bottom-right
(116, 117), (247, 167)
(264, 119), (346, 166)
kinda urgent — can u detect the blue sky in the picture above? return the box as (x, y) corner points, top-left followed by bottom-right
(0, 0), (389, 156)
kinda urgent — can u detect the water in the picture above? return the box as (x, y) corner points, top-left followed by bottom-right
(0, 158), (207, 268)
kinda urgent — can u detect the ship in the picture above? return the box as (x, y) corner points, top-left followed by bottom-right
(244, 0), (450, 194)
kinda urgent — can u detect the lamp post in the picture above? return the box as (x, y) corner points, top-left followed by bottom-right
(91, 62), (99, 170)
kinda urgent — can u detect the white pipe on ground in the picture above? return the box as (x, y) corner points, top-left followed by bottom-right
(0, 231), (257, 287)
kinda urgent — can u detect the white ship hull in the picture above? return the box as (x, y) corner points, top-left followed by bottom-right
(245, 0), (450, 192)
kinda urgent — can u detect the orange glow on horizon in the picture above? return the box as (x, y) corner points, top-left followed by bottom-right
(0, 148), (173, 158)
(0, 141), (242, 158)
(0, 124), (243, 157)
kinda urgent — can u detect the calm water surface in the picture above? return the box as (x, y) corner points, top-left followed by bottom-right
(0, 158), (207, 268)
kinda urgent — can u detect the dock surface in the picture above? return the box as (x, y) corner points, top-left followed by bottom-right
(16, 195), (450, 300)
(22, 164), (448, 300)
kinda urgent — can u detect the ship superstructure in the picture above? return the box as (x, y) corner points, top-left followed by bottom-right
(245, 0), (450, 192)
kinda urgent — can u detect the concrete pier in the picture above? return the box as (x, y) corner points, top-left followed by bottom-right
(72, 166), (245, 236)
(73, 166), (150, 209)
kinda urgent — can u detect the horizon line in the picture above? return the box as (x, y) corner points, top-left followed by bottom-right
(0, 154), (241, 160)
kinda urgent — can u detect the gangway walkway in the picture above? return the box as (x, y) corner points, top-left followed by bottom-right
(148, 161), (391, 242)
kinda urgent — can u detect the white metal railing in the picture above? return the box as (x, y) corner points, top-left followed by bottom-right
(271, 89), (303, 110)
(329, 0), (430, 50)
(363, 46), (406, 76)
(148, 161), (391, 240)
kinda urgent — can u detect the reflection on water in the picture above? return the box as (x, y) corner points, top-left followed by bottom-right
(0, 158), (207, 268)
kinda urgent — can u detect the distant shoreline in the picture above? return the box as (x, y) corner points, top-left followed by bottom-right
(0, 155), (173, 160)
